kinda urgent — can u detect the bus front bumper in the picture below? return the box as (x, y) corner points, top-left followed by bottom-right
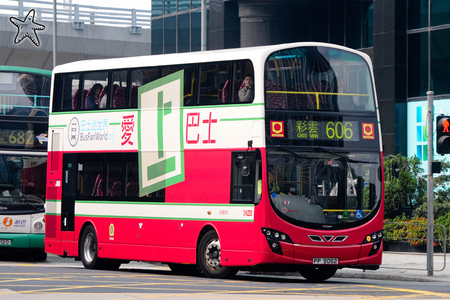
(0, 233), (45, 250)
(290, 240), (382, 266)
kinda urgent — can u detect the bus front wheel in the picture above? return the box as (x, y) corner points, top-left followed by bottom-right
(168, 263), (200, 275)
(197, 230), (238, 279)
(298, 265), (337, 282)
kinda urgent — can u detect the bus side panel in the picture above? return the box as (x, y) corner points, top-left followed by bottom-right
(76, 215), (257, 266)
(44, 200), (61, 255)
(76, 217), (201, 262)
(84, 217), (197, 249)
(166, 149), (232, 204)
(60, 240), (78, 257)
(213, 221), (256, 266)
(98, 243), (198, 264)
(45, 146), (64, 255)
(45, 188), (59, 241)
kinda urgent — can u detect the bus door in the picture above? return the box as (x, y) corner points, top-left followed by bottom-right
(61, 153), (76, 235)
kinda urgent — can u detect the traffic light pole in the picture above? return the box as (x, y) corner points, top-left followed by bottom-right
(427, 90), (434, 276)
(201, 0), (207, 51)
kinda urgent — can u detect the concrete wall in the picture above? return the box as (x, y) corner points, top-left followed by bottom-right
(0, 16), (151, 70)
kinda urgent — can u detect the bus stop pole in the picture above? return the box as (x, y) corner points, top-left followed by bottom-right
(427, 90), (434, 276)
(53, 0), (57, 68)
(201, 0), (207, 51)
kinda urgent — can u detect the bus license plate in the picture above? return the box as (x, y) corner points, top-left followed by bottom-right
(313, 257), (338, 265)
(0, 239), (11, 245)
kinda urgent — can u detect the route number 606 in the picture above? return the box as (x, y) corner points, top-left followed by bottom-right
(326, 122), (353, 140)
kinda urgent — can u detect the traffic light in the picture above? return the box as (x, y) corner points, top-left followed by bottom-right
(436, 115), (450, 154)
(392, 161), (399, 178)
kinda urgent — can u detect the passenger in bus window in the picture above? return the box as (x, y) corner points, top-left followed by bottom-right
(98, 86), (107, 108)
(238, 75), (254, 102)
(100, 84), (118, 109)
(86, 83), (103, 109)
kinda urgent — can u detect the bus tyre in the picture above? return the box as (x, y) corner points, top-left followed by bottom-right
(80, 225), (103, 269)
(101, 259), (122, 270)
(32, 250), (47, 261)
(197, 230), (238, 279)
(298, 266), (337, 282)
(168, 263), (200, 275)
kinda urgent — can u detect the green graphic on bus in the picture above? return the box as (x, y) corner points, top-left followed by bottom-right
(138, 70), (185, 197)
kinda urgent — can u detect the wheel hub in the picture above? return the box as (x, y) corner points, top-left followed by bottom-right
(83, 232), (95, 263)
(205, 239), (220, 268)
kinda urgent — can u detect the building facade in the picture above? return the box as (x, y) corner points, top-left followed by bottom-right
(151, 0), (450, 163)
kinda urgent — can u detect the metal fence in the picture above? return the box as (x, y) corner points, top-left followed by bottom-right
(384, 221), (447, 271)
(0, 0), (151, 28)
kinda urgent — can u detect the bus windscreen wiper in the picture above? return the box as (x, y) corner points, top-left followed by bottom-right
(313, 146), (376, 164)
(275, 146), (323, 160)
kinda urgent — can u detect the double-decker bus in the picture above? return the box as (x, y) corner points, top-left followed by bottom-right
(45, 42), (383, 281)
(0, 66), (51, 261)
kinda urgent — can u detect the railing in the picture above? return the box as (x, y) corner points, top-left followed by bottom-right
(0, 0), (151, 29)
(0, 94), (50, 115)
(384, 221), (447, 272)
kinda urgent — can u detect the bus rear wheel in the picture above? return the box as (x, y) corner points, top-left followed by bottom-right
(80, 224), (123, 270)
(80, 225), (102, 269)
(298, 265), (337, 282)
(79, 225), (125, 270)
(197, 230), (238, 279)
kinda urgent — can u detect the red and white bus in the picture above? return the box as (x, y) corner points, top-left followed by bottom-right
(45, 42), (384, 281)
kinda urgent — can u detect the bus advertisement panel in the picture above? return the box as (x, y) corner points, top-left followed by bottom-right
(45, 42), (383, 281)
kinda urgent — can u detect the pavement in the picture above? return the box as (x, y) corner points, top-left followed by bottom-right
(334, 251), (449, 282)
(43, 252), (449, 283)
(125, 251), (449, 282)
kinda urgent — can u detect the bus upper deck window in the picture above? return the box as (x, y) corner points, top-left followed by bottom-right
(82, 71), (108, 110)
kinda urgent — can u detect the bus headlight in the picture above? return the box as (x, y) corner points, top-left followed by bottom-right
(363, 230), (383, 244)
(261, 227), (292, 255)
(34, 221), (43, 231)
(362, 230), (383, 256)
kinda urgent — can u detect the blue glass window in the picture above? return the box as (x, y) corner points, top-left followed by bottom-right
(178, 13), (190, 53)
(164, 16), (177, 53)
(165, 0), (176, 14)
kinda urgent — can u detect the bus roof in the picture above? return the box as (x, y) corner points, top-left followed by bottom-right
(52, 42), (370, 74)
(0, 66), (52, 76)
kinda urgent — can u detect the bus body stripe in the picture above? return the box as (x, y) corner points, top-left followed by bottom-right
(74, 202), (254, 221)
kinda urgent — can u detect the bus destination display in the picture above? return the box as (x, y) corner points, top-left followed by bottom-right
(0, 129), (47, 148)
(286, 119), (361, 142)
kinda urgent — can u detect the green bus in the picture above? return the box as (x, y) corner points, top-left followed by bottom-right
(0, 66), (51, 261)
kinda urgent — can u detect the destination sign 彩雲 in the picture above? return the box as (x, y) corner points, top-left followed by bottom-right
(287, 119), (361, 142)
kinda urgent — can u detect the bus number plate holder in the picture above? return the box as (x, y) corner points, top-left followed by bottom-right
(0, 239), (11, 245)
(313, 257), (338, 264)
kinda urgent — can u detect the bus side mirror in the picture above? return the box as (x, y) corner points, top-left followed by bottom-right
(241, 159), (250, 177)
